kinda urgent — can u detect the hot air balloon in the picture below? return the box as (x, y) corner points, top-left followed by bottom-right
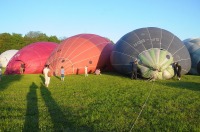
(5, 42), (58, 74)
(183, 38), (200, 75)
(0, 50), (18, 67)
(46, 34), (113, 75)
(111, 27), (191, 80)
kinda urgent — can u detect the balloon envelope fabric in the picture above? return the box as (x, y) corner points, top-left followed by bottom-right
(5, 42), (58, 74)
(111, 27), (191, 79)
(183, 38), (200, 75)
(0, 50), (18, 67)
(46, 34), (114, 75)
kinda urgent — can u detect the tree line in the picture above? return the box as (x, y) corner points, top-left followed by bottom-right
(0, 31), (64, 53)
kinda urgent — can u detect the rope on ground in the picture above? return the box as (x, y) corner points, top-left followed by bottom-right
(129, 81), (155, 132)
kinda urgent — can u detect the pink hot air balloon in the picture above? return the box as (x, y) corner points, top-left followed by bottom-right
(46, 34), (114, 75)
(5, 42), (58, 74)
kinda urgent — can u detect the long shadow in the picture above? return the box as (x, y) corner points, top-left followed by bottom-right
(101, 71), (127, 77)
(157, 81), (200, 91)
(40, 84), (69, 131)
(39, 74), (60, 83)
(40, 82), (93, 131)
(0, 74), (22, 91)
(54, 75), (60, 80)
(102, 71), (143, 80)
(23, 82), (39, 131)
(39, 75), (45, 84)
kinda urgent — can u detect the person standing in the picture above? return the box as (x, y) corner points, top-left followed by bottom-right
(0, 61), (2, 68)
(176, 62), (182, 80)
(131, 59), (138, 80)
(173, 62), (182, 80)
(0, 67), (2, 81)
(43, 65), (51, 87)
(173, 62), (178, 78)
(20, 63), (25, 74)
(60, 66), (65, 81)
(85, 66), (88, 77)
(95, 69), (101, 75)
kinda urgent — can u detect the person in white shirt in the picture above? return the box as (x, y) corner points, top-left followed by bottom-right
(43, 65), (51, 87)
(85, 66), (88, 77)
(95, 69), (101, 75)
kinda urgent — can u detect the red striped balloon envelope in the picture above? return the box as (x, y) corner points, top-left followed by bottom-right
(46, 34), (114, 75)
(5, 42), (58, 74)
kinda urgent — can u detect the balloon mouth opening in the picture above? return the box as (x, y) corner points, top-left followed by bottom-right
(137, 48), (174, 80)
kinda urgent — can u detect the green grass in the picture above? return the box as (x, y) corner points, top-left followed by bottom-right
(0, 70), (200, 131)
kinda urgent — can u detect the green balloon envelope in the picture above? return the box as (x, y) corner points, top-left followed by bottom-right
(138, 48), (174, 79)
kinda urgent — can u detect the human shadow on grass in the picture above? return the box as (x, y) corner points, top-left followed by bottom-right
(157, 81), (200, 91)
(102, 71), (144, 80)
(101, 71), (128, 77)
(39, 75), (45, 84)
(0, 74), (22, 91)
(23, 82), (39, 131)
(39, 74), (61, 84)
(54, 75), (61, 80)
(40, 82), (94, 131)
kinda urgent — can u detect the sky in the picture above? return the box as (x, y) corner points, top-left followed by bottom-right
(0, 0), (200, 43)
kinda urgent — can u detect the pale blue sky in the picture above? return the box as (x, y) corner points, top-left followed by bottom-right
(0, 0), (200, 42)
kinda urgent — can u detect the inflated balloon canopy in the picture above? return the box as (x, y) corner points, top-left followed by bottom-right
(0, 50), (18, 67)
(46, 34), (114, 75)
(5, 42), (58, 74)
(183, 38), (200, 75)
(111, 27), (191, 79)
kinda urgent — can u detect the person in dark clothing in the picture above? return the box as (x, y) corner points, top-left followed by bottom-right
(20, 63), (25, 74)
(173, 62), (182, 80)
(131, 59), (138, 80)
(173, 62), (178, 77)
(176, 62), (182, 80)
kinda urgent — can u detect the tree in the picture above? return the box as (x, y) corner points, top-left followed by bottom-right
(25, 31), (42, 38)
(0, 33), (12, 53)
(48, 35), (60, 43)
(0, 31), (62, 53)
(11, 33), (25, 49)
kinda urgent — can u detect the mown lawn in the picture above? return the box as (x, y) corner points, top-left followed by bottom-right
(0, 70), (200, 131)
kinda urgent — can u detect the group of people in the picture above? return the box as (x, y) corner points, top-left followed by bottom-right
(131, 59), (182, 81)
(42, 59), (182, 87)
(43, 65), (101, 87)
(84, 66), (101, 77)
(43, 65), (66, 87)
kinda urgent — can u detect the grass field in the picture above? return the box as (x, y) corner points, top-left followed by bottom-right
(0, 69), (200, 131)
